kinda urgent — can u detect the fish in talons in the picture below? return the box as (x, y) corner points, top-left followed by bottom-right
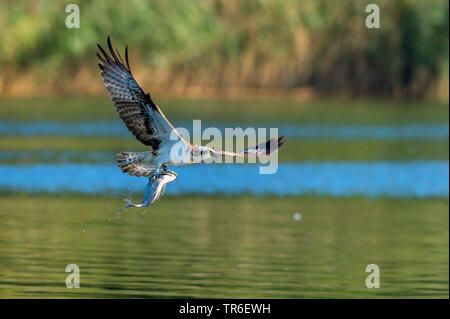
(119, 170), (177, 213)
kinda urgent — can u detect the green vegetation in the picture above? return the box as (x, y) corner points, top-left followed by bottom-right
(0, 0), (448, 98)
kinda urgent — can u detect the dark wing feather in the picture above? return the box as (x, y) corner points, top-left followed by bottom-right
(240, 135), (286, 156)
(215, 136), (286, 157)
(97, 36), (181, 150)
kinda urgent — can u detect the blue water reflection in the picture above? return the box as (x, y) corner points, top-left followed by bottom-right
(0, 121), (448, 140)
(0, 161), (447, 198)
(0, 150), (115, 162)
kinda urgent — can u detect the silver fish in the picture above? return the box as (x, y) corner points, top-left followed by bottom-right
(120, 170), (177, 212)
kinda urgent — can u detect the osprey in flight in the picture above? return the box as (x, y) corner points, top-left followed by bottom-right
(97, 36), (285, 208)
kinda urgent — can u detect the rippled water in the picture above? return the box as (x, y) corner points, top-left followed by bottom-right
(0, 195), (447, 298)
(0, 98), (448, 298)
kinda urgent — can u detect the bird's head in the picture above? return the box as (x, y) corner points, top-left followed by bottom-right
(193, 145), (216, 162)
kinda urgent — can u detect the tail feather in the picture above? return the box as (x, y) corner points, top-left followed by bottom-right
(116, 152), (156, 177)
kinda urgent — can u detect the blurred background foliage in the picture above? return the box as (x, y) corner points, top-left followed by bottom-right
(0, 0), (448, 99)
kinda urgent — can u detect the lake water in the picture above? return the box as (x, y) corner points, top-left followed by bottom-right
(0, 98), (448, 298)
(0, 162), (448, 198)
(0, 121), (448, 140)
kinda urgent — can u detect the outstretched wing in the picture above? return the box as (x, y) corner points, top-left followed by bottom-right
(214, 136), (286, 157)
(97, 36), (186, 150)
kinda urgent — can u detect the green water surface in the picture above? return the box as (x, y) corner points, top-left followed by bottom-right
(0, 195), (448, 298)
(0, 97), (448, 298)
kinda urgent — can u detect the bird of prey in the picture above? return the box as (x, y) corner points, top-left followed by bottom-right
(97, 36), (285, 208)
